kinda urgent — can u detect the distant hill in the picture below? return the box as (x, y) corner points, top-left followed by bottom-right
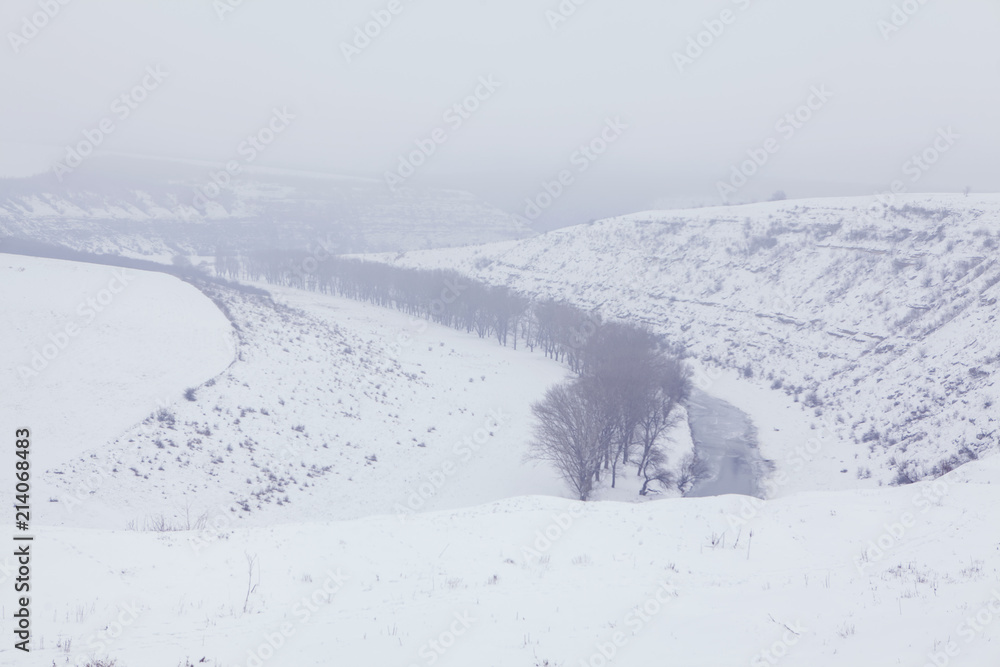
(0, 156), (533, 259)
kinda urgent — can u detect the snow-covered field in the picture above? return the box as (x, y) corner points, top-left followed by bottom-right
(0, 254), (234, 488)
(9, 458), (1000, 667)
(31, 278), (574, 530)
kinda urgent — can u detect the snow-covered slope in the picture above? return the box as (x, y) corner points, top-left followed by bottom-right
(23, 275), (571, 529)
(0, 254), (235, 479)
(8, 457), (1000, 667)
(0, 158), (533, 258)
(366, 194), (1000, 488)
(4, 248), (999, 666)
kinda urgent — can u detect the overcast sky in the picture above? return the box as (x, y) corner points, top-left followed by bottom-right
(2, 0), (998, 227)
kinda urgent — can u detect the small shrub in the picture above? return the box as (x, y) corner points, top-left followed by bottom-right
(892, 462), (919, 486)
(803, 391), (823, 408)
(748, 235), (779, 254)
(184, 388), (198, 402)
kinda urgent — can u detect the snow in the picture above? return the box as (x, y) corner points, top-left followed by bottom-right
(1, 254), (235, 485)
(33, 278), (573, 529)
(366, 193), (1000, 489)
(5, 461), (1000, 667)
(690, 362), (868, 497)
(4, 192), (1000, 666)
(0, 158), (534, 257)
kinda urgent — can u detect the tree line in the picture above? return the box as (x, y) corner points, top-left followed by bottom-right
(216, 248), (615, 371)
(216, 248), (695, 499)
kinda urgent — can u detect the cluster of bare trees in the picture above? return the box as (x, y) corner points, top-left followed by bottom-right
(529, 323), (692, 501)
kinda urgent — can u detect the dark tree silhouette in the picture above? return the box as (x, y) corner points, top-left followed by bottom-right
(528, 382), (607, 501)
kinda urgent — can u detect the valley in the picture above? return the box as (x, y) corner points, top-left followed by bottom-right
(6, 3), (996, 664)
(371, 194), (1000, 491)
(2, 194), (999, 666)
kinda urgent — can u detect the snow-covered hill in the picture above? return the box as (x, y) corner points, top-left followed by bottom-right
(0, 254), (235, 480)
(1, 255), (575, 529)
(365, 194), (1000, 489)
(0, 158), (533, 259)
(8, 458), (1000, 667)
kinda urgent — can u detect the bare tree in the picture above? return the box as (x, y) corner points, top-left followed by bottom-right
(580, 322), (662, 486)
(636, 356), (692, 477)
(639, 444), (675, 496)
(676, 453), (711, 494)
(528, 382), (606, 500)
(243, 552), (259, 614)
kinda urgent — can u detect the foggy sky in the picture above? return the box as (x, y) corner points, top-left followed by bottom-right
(2, 0), (998, 228)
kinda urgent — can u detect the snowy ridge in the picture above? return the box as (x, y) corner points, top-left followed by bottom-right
(0, 159), (533, 258)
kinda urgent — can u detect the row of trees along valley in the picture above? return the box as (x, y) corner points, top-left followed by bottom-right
(216, 248), (696, 499)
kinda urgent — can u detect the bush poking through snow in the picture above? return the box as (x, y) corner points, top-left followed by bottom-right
(155, 408), (176, 426)
(803, 391), (823, 408)
(677, 453), (711, 494)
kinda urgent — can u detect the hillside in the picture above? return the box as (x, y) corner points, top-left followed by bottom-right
(2, 255), (575, 529)
(367, 194), (1000, 489)
(1, 254), (235, 484)
(0, 157), (533, 259)
(4, 244), (999, 666)
(8, 459), (1000, 667)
